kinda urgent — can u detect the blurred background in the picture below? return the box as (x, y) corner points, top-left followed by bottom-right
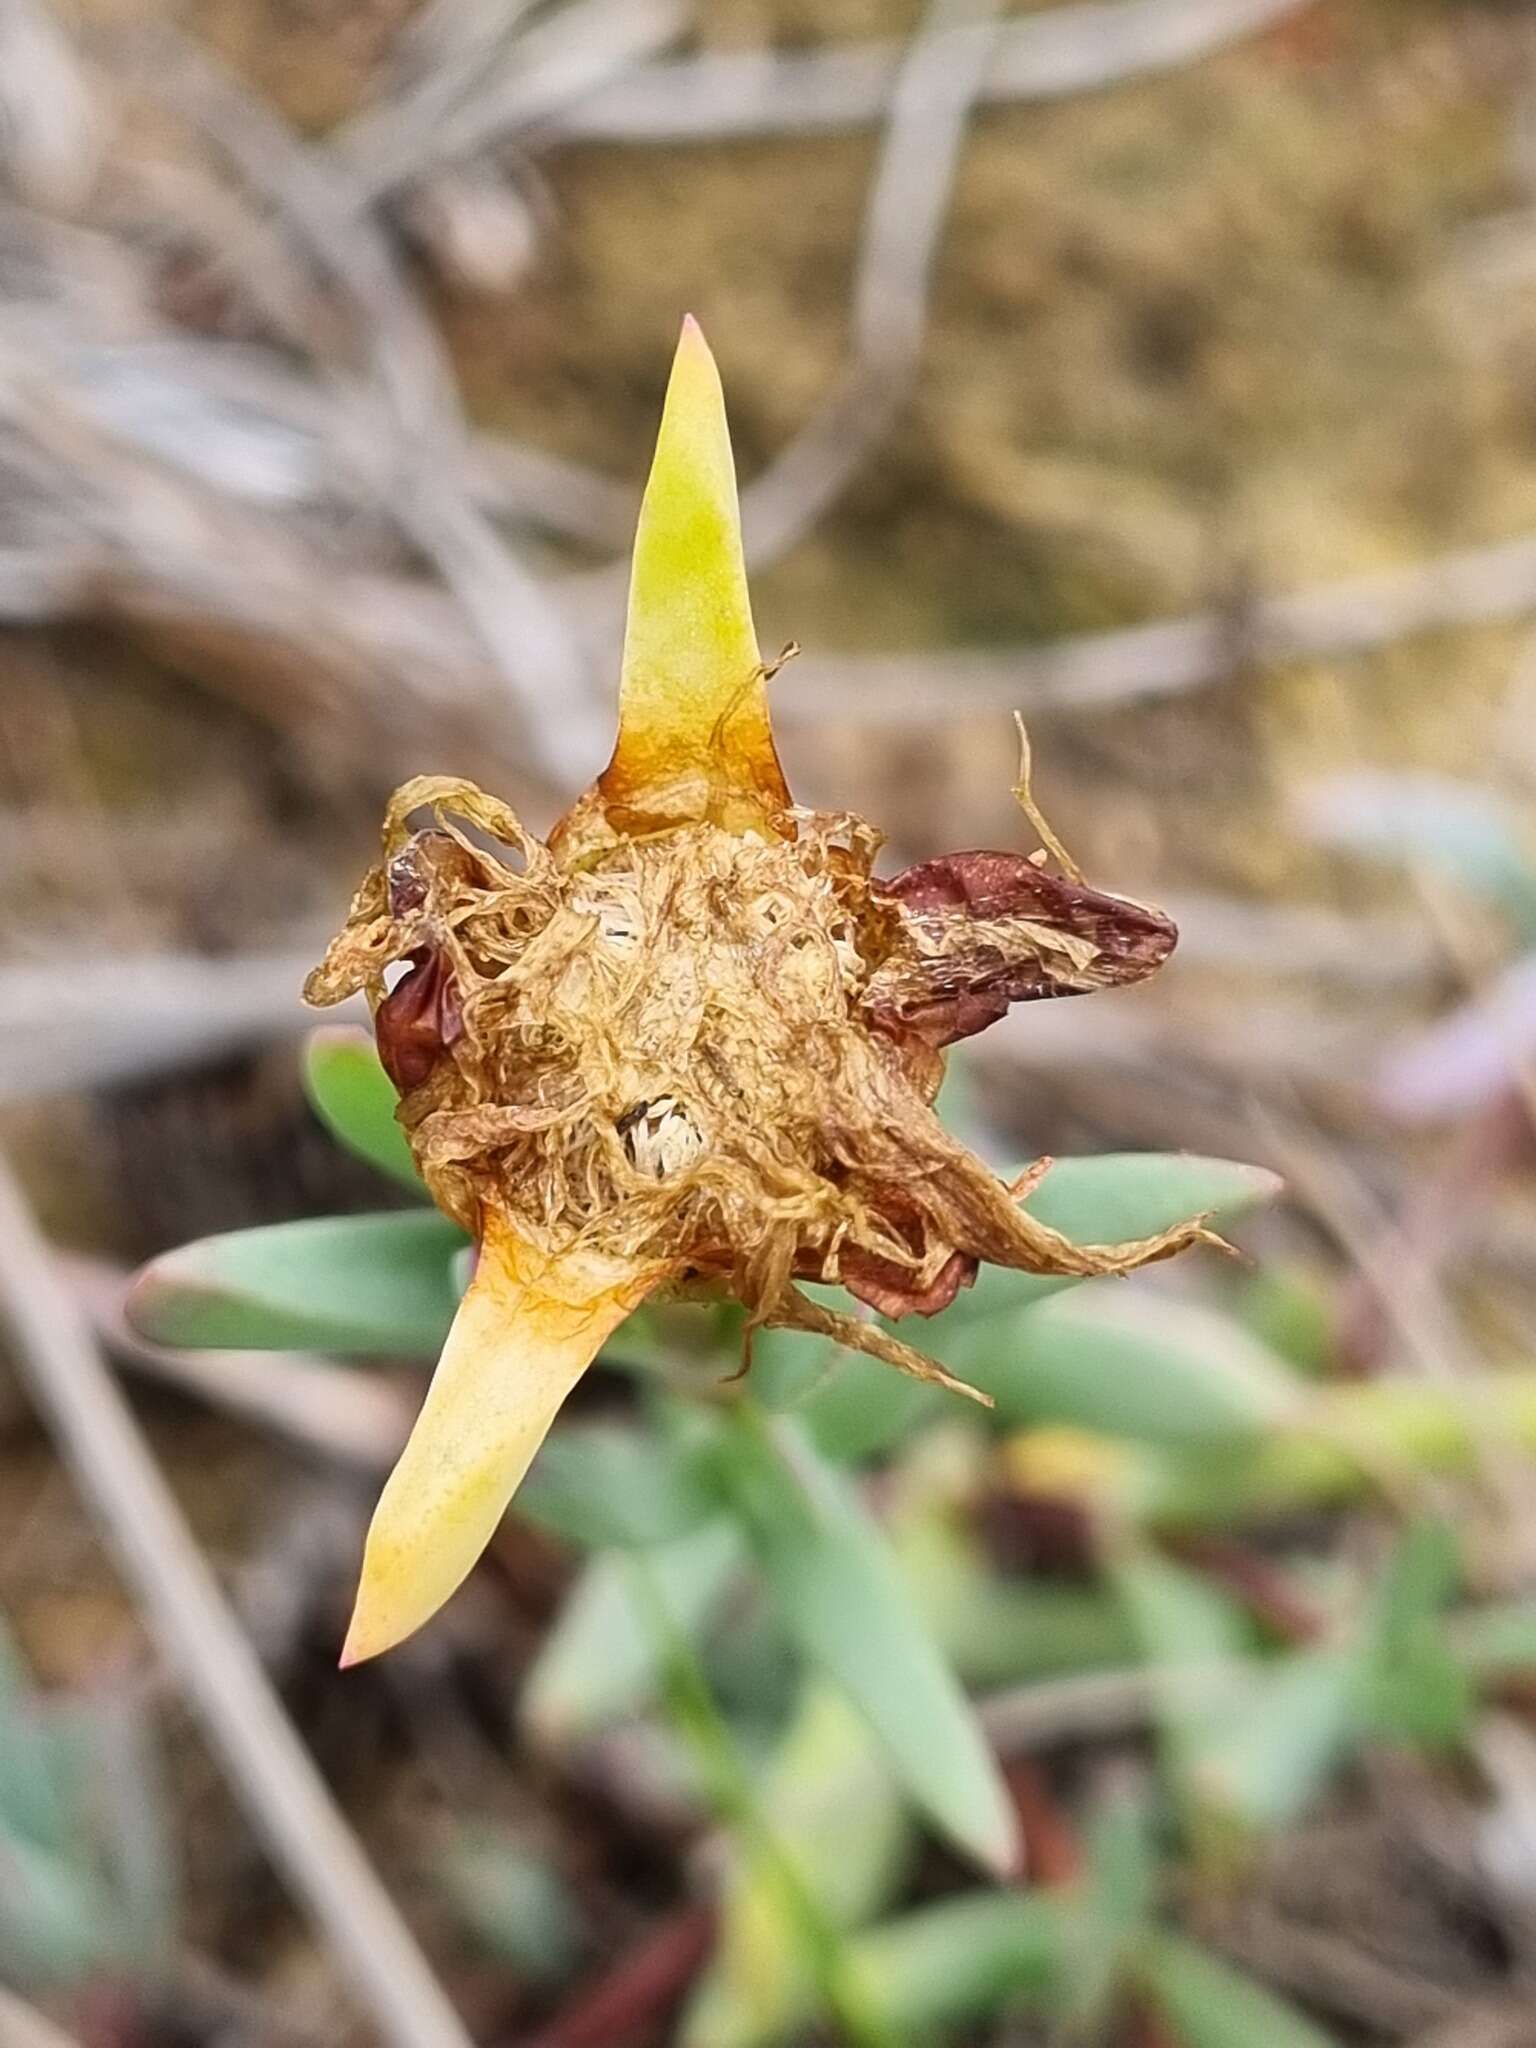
(9, 0), (1536, 2043)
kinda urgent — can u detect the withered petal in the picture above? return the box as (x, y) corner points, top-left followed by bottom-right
(839, 1243), (978, 1318)
(863, 849), (1178, 1051)
(835, 1181), (979, 1317)
(374, 946), (463, 1093)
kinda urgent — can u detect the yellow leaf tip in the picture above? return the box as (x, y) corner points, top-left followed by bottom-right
(338, 1596), (396, 1668)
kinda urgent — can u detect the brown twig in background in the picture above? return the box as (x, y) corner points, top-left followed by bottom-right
(0, 1152), (476, 2048)
(773, 527), (1536, 726)
(518, 1905), (715, 2048)
(555, 0), (1309, 143)
(738, 0), (1004, 569)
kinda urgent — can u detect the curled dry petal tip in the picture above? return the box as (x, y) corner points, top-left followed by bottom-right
(339, 1213), (662, 1664)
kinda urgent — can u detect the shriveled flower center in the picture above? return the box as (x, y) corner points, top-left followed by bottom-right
(310, 787), (936, 1316)
(305, 775), (1217, 1396)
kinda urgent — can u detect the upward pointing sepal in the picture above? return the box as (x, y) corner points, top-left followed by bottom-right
(595, 316), (791, 837)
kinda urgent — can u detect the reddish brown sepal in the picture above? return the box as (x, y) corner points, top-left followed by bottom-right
(864, 850), (1177, 1051)
(375, 947), (463, 1092)
(836, 1184), (979, 1318)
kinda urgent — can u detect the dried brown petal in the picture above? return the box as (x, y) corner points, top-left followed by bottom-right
(862, 850), (1177, 1051)
(375, 947), (463, 1093)
(764, 1286), (992, 1407)
(835, 1183), (979, 1318)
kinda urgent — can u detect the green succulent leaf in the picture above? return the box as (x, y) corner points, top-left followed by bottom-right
(126, 1211), (466, 1355)
(853, 1892), (1065, 2035)
(966, 1292), (1302, 1446)
(518, 1421), (724, 1550)
(681, 1683), (911, 2048)
(1063, 1783), (1158, 2030)
(1187, 1645), (1365, 1839)
(520, 1522), (743, 1748)
(302, 1027), (424, 1193)
(1361, 1520), (1472, 1752)
(717, 1411), (1019, 1877)
(1140, 1934), (1340, 2048)
(433, 1828), (584, 1984)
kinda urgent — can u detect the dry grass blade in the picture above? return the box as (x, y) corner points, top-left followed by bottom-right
(0, 944), (349, 1100)
(337, 0), (687, 204)
(0, 1153), (476, 2048)
(0, 0), (105, 210)
(740, 0), (1004, 569)
(132, 27), (605, 788)
(774, 528), (1536, 726)
(556, 0), (1307, 142)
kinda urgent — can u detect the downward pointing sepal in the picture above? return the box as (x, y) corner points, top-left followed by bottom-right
(340, 1214), (664, 1665)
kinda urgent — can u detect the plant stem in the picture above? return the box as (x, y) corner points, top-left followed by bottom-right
(629, 1555), (902, 2048)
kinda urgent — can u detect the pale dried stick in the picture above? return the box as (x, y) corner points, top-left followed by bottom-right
(136, 29), (604, 788)
(336, 0), (685, 204)
(772, 527), (1536, 727)
(558, 0), (1306, 143)
(739, 0), (1003, 569)
(0, 1154), (475, 2048)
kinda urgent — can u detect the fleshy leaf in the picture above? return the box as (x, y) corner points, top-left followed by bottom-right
(125, 1212), (465, 1356)
(515, 1419), (724, 1549)
(953, 1291), (1303, 1444)
(595, 316), (789, 836)
(521, 1523), (744, 1748)
(1140, 1935), (1341, 2048)
(717, 1410), (1021, 1877)
(682, 1680), (911, 2048)
(340, 1216), (661, 1664)
(302, 1026), (423, 1194)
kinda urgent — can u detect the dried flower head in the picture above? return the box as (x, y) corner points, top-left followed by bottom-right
(307, 319), (1218, 1663)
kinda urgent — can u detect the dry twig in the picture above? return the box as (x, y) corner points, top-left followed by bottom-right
(773, 528), (1536, 727)
(0, 1152), (475, 2048)
(739, 0), (1004, 569)
(335, 0), (685, 204)
(555, 0), (1307, 143)
(131, 28), (606, 789)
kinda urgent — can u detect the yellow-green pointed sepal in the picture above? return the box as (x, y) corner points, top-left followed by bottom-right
(596, 317), (790, 837)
